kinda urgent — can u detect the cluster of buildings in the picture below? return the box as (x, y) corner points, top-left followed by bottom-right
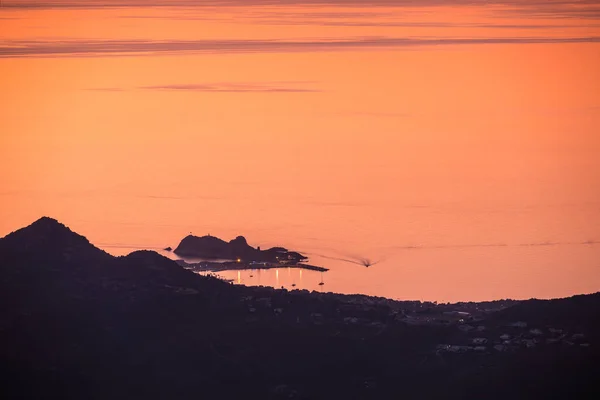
(197, 282), (593, 359)
(436, 321), (591, 355)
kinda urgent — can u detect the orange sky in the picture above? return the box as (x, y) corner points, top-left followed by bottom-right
(1, 1), (599, 301)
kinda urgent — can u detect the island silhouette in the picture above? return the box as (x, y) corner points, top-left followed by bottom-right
(172, 233), (328, 272)
(174, 233), (307, 263)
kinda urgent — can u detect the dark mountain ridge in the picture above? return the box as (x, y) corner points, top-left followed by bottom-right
(0, 216), (112, 264)
(1, 217), (598, 400)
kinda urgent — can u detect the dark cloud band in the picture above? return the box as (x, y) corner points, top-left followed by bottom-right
(3, 1), (600, 8)
(1, 36), (598, 58)
(3, 1), (600, 22)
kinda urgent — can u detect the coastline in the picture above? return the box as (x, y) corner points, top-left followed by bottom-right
(175, 259), (329, 272)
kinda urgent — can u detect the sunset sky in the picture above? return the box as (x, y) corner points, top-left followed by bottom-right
(1, 1), (599, 301)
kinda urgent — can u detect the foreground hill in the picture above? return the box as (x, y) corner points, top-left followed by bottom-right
(1, 218), (598, 400)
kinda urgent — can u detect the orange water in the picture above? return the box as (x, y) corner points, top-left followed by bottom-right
(1, 2), (599, 301)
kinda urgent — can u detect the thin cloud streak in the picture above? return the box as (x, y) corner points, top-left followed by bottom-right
(252, 20), (600, 28)
(86, 87), (126, 91)
(136, 194), (225, 200)
(4, 1), (600, 22)
(1, 36), (599, 58)
(4, 1), (600, 9)
(335, 111), (411, 118)
(87, 82), (321, 92)
(109, 9), (599, 28)
(140, 83), (321, 92)
(389, 240), (600, 251)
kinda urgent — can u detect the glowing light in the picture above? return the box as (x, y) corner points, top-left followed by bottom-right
(237, 271), (241, 284)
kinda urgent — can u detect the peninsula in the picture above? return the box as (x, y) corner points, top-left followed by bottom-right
(173, 234), (308, 263)
(175, 259), (328, 273)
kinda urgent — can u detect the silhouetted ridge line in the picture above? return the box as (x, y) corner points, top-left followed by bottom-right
(0, 217), (599, 399)
(0, 216), (113, 265)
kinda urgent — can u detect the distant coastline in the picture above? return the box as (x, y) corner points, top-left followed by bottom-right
(169, 233), (328, 272)
(3, 217), (599, 399)
(175, 259), (328, 273)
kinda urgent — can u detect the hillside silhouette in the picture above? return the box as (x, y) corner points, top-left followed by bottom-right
(1, 217), (598, 400)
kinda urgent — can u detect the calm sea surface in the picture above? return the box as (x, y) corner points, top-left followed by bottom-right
(2, 193), (599, 302)
(1, 3), (599, 302)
